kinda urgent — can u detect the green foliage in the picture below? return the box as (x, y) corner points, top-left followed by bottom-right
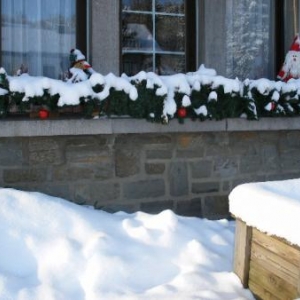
(128, 80), (165, 121)
(100, 89), (129, 116)
(2, 70), (300, 123)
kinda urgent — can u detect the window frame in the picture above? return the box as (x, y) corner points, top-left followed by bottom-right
(120, 0), (196, 75)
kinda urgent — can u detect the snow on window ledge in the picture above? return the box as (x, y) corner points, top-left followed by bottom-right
(229, 178), (300, 247)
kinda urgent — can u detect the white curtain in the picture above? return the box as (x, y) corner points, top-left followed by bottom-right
(1, 0), (76, 78)
(225, 0), (273, 79)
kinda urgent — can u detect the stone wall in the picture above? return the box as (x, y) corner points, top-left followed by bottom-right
(1, 122), (300, 219)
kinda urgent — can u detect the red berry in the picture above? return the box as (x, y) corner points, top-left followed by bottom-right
(39, 109), (49, 119)
(177, 107), (187, 118)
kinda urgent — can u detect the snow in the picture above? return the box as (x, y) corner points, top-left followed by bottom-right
(0, 188), (254, 300)
(5, 62), (300, 120)
(229, 178), (300, 247)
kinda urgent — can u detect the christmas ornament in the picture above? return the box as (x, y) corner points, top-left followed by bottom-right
(264, 102), (276, 112)
(277, 35), (300, 82)
(177, 107), (187, 118)
(38, 108), (49, 119)
(68, 49), (95, 82)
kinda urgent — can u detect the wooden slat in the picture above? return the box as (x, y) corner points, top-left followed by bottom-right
(252, 228), (300, 266)
(233, 219), (252, 287)
(249, 260), (297, 300)
(251, 241), (299, 287)
(248, 279), (281, 300)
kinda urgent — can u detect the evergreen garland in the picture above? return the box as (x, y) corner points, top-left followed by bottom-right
(2, 69), (300, 123)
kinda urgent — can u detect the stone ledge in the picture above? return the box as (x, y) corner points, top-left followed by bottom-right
(0, 117), (299, 137)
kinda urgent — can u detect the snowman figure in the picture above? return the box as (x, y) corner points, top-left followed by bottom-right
(277, 35), (300, 82)
(68, 48), (95, 83)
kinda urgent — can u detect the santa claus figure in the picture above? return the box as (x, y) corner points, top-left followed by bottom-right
(277, 35), (300, 82)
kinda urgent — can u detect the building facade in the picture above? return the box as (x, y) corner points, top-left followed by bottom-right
(1, 0), (299, 80)
(1, 1), (300, 218)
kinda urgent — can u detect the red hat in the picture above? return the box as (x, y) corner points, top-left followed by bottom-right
(289, 35), (300, 51)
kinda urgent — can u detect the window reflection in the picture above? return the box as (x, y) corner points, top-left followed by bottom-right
(121, 0), (185, 75)
(1, 0), (76, 78)
(122, 0), (152, 12)
(156, 15), (185, 52)
(122, 14), (154, 51)
(156, 0), (184, 14)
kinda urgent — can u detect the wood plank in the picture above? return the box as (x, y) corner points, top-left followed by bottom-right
(249, 260), (297, 300)
(252, 228), (300, 266)
(251, 241), (299, 287)
(248, 279), (281, 300)
(233, 219), (252, 287)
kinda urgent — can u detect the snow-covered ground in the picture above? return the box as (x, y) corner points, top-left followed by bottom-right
(0, 188), (254, 300)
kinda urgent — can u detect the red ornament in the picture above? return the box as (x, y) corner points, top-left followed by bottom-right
(271, 102), (276, 111)
(39, 109), (49, 119)
(177, 107), (187, 118)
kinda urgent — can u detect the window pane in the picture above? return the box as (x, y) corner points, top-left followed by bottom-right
(121, 0), (187, 75)
(1, 0), (76, 78)
(122, 13), (153, 51)
(123, 53), (153, 75)
(283, 0), (300, 53)
(156, 54), (185, 74)
(156, 15), (185, 52)
(156, 0), (184, 14)
(225, 0), (272, 79)
(122, 0), (152, 12)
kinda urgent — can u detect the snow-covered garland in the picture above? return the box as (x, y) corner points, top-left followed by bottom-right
(0, 65), (300, 123)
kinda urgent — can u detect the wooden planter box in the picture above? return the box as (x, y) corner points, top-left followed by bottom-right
(234, 219), (300, 300)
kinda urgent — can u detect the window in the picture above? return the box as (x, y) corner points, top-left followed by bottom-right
(275, 0), (300, 74)
(0, 0), (86, 79)
(121, 0), (195, 75)
(225, 0), (273, 79)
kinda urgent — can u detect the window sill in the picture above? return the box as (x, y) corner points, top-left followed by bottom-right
(0, 117), (300, 137)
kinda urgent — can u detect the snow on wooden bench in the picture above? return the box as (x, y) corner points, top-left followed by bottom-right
(229, 179), (300, 300)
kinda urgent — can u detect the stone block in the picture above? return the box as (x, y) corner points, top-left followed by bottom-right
(123, 179), (165, 199)
(35, 184), (71, 201)
(115, 149), (140, 177)
(115, 134), (172, 149)
(239, 155), (262, 174)
(176, 198), (202, 217)
(74, 184), (91, 205)
(222, 181), (231, 192)
(192, 181), (219, 194)
(66, 147), (111, 164)
(0, 139), (23, 166)
(202, 195), (229, 219)
(140, 200), (174, 214)
(213, 157), (238, 177)
(28, 138), (60, 151)
(66, 136), (108, 147)
(169, 162), (188, 196)
(94, 163), (115, 180)
(91, 182), (121, 202)
(261, 144), (280, 171)
(145, 163), (165, 175)
(176, 149), (205, 158)
(29, 150), (63, 165)
(100, 203), (136, 214)
(176, 133), (205, 148)
(3, 168), (47, 183)
(279, 151), (300, 171)
(52, 166), (94, 181)
(146, 149), (173, 159)
(190, 160), (212, 178)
